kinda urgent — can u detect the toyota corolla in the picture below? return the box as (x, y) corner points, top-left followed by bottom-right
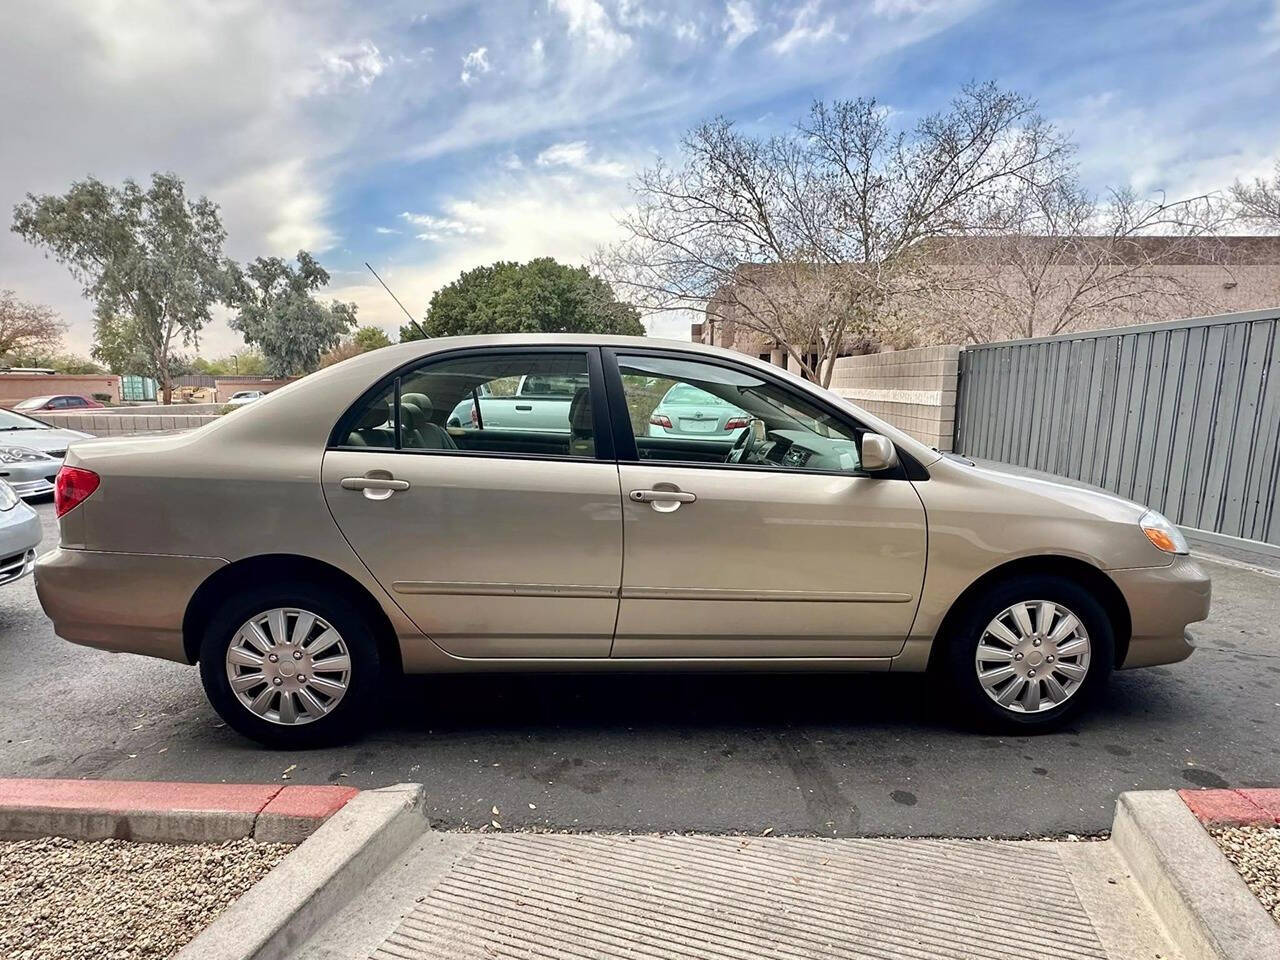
(34, 335), (1210, 747)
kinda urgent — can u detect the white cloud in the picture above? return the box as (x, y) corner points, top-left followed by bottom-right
(548, 0), (633, 61)
(375, 226), (400, 235)
(722, 1), (758, 48)
(312, 40), (389, 93)
(674, 19), (700, 43)
(535, 140), (628, 178)
(500, 152), (524, 170)
(460, 45), (490, 84)
(400, 210), (487, 242)
(772, 1), (841, 54)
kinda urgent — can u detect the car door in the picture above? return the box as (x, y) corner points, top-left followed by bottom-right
(322, 347), (623, 659)
(605, 350), (927, 660)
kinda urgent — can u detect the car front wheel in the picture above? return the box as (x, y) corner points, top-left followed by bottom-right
(198, 582), (382, 748)
(942, 574), (1114, 731)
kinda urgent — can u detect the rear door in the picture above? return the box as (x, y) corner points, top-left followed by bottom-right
(605, 350), (927, 660)
(323, 347), (623, 659)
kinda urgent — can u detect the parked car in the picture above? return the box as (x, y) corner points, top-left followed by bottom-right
(34, 335), (1211, 747)
(648, 382), (751, 441)
(0, 479), (41, 586)
(446, 372), (588, 432)
(226, 390), (266, 407)
(14, 394), (106, 412)
(0, 408), (92, 498)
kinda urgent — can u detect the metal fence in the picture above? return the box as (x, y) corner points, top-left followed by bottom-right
(955, 308), (1280, 549)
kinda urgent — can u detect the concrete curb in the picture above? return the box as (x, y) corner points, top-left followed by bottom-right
(1179, 787), (1280, 827)
(0, 778), (358, 844)
(1112, 790), (1280, 960)
(175, 782), (428, 960)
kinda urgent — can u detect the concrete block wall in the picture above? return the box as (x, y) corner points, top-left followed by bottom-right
(828, 345), (960, 452)
(39, 412), (222, 436)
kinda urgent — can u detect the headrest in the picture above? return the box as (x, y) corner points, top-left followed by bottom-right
(568, 387), (593, 430)
(401, 392), (434, 418)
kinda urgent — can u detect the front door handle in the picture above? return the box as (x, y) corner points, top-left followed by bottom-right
(341, 475), (410, 501)
(629, 488), (696, 513)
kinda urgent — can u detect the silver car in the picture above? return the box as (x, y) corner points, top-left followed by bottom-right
(0, 479), (41, 585)
(648, 383), (751, 440)
(0, 408), (92, 497)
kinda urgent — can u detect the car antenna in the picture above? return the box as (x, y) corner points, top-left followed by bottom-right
(365, 261), (430, 339)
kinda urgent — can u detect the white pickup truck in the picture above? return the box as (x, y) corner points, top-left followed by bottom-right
(445, 373), (588, 432)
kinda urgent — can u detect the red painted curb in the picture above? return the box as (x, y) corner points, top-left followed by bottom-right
(0, 778), (359, 843)
(1178, 787), (1280, 827)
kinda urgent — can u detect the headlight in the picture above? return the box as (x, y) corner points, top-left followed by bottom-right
(0, 481), (16, 511)
(1139, 509), (1189, 555)
(0, 446), (54, 464)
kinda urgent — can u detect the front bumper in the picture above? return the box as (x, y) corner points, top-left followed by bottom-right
(0, 457), (61, 498)
(1110, 555), (1212, 668)
(0, 502), (42, 585)
(35, 547), (225, 663)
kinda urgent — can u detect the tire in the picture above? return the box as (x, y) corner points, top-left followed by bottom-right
(198, 580), (383, 748)
(940, 574), (1114, 732)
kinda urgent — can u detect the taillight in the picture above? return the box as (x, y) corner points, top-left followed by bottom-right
(649, 414), (673, 429)
(55, 466), (100, 518)
(724, 416), (750, 430)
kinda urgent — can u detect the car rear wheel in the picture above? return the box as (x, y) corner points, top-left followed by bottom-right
(198, 582), (382, 748)
(941, 574), (1114, 731)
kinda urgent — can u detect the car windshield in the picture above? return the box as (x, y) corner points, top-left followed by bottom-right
(0, 408), (50, 431)
(662, 384), (730, 406)
(14, 397), (52, 410)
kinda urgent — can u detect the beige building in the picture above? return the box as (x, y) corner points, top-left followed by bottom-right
(696, 236), (1280, 373)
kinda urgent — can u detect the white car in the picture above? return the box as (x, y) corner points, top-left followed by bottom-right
(0, 408), (93, 498)
(226, 390), (266, 407)
(0, 479), (41, 585)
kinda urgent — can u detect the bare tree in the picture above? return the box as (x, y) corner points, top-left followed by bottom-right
(598, 82), (1069, 386)
(0, 290), (67, 364)
(923, 178), (1231, 343)
(1231, 162), (1280, 231)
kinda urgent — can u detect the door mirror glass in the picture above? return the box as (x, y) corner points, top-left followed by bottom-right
(860, 433), (899, 472)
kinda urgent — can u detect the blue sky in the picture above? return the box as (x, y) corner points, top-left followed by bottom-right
(2, 0), (1278, 355)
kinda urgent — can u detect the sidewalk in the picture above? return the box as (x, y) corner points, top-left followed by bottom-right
(297, 832), (1173, 960)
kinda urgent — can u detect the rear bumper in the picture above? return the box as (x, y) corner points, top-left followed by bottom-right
(1110, 556), (1212, 669)
(35, 547), (225, 663)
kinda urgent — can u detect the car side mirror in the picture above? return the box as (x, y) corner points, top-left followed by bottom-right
(860, 433), (899, 472)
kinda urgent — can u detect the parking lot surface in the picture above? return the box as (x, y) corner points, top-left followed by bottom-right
(3, 500), (1277, 837)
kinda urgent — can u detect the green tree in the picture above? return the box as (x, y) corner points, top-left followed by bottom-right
(11, 172), (227, 403)
(353, 325), (392, 350)
(226, 251), (356, 377)
(402, 258), (644, 341)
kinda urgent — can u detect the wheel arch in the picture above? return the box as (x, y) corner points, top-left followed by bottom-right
(182, 554), (403, 674)
(927, 555), (1132, 670)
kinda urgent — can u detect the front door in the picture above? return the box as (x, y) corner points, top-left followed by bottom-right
(323, 348), (623, 659)
(607, 351), (927, 659)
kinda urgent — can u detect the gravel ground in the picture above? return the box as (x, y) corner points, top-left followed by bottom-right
(1212, 825), (1280, 924)
(0, 836), (292, 960)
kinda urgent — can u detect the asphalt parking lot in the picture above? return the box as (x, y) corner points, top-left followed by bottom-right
(3, 499), (1277, 838)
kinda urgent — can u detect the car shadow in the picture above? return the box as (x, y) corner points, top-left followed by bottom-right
(374, 668), (1181, 737)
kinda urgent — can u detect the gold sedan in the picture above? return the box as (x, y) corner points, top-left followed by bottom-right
(35, 335), (1210, 747)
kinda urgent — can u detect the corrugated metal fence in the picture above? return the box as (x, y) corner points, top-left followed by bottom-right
(955, 309), (1280, 548)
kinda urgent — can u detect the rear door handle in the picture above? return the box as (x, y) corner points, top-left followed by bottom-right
(341, 476), (410, 501)
(515, 404), (533, 411)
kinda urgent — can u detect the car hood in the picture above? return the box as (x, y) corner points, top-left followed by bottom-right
(947, 456), (1150, 524)
(0, 426), (93, 455)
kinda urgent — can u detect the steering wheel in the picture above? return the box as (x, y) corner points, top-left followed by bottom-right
(726, 422), (758, 464)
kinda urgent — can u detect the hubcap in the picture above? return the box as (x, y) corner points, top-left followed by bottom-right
(224, 608), (351, 726)
(974, 600), (1091, 714)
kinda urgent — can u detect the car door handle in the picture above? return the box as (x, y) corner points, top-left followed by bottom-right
(629, 488), (696, 513)
(515, 404), (533, 411)
(629, 489), (696, 503)
(341, 476), (410, 501)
